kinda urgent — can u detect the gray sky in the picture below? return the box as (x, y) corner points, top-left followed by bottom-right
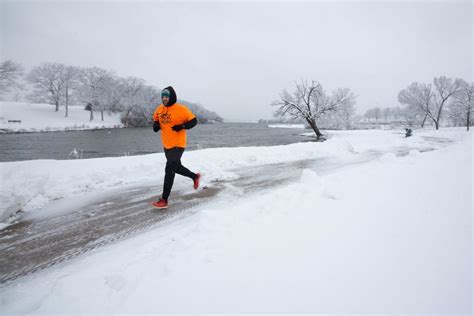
(2, 0), (472, 121)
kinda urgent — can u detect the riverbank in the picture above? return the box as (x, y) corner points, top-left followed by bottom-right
(0, 102), (123, 133)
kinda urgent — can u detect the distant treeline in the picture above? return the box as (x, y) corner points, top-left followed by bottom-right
(269, 77), (472, 138)
(0, 60), (223, 126)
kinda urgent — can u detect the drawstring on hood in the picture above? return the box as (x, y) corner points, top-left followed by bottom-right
(163, 86), (177, 107)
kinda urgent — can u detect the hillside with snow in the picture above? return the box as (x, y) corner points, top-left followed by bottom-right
(0, 102), (123, 133)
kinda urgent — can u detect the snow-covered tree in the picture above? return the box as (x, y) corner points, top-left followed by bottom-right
(399, 77), (463, 130)
(382, 107), (391, 122)
(431, 76), (463, 129)
(363, 109), (371, 122)
(104, 77), (124, 114)
(24, 61), (222, 126)
(117, 77), (146, 126)
(60, 66), (80, 117)
(27, 63), (69, 111)
(449, 80), (473, 131)
(398, 82), (433, 128)
(364, 107), (382, 123)
(76, 67), (115, 121)
(141, 85), (162, 120)
(400, 105), (421, 127)
(373, 107), (381, 122)
(392, 106), (403, 122)
(182, 101), (223, 124)
(318, 99), (356, 129)
(0, 60), (24, 97)
(120, 84), (162, 126)
(27, 63), (80, 116)
(96, 74), (124, 118)
(272, 80), (356, 139)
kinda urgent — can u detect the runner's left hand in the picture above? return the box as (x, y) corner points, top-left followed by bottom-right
(171, 124), (185, 132)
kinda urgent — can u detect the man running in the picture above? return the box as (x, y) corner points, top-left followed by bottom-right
(151, 86), (200, 209)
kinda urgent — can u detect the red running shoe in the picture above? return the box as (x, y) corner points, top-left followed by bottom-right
(151, 198), (168, 209)
(193, 173), (201, 190)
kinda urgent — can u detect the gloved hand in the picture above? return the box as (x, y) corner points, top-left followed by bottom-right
(153, 121), (161, 132)
(171, 124), (185, 132)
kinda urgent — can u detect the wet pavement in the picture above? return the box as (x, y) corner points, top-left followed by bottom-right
(0, 138), (449, 285)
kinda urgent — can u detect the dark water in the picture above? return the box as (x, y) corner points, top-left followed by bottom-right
(0, 123), (311, 162)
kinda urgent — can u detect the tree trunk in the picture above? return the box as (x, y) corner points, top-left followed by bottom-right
(421, 113), (428, 128)
(314, 125), (323, 138)
(467, 110), (470, 131)
(90, 108), (94, 122)
(101, 110), (104, 121)
(435, 105), (444, 130)
(124, 108), (133, 127)
(307, 119), (323, 139)
(55, 100), (59, 112)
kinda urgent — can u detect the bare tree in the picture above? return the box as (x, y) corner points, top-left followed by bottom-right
(398, 82), (433, 128)
(392, 106), (403, 122)
(27, 62), (69, 112)
(450, 80), (474, 131)
(382, 107), (391, 122)
(364, 107), (382, 123)
(0, 60), (24, 96)
(272, 80), (356, 139)
(431, 76), (463, 129)
(364, 109), (372, 122)
(447, 104), (464, 127)
(373, 107), (381, 123)
(399, 77), (463, 130)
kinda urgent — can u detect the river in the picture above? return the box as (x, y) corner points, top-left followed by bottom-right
(0, 123), (312, 162)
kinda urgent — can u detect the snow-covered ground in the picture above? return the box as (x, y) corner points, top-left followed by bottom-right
(268, 123), (306, 129)
(0, 102), (123, 133)
(0, 128), (459, 225)
(0, 128), (471, 313)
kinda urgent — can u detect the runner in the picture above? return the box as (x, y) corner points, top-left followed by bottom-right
(151, 86), (200, 209)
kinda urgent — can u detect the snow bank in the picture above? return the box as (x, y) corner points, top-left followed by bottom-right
(0, 129), (471, 314)
(0, 128), (469, 226)
(0, 137), (353, 224)
(0, 102), (122, 133)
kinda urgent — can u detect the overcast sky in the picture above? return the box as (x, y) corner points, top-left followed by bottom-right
(2, 0), (472, 121)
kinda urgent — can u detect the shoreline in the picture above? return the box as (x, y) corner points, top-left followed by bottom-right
(0, 124), (126, 134)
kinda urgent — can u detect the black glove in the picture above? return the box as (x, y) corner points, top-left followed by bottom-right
(153, 121), (161, 132)
(171, 124), (185, 132)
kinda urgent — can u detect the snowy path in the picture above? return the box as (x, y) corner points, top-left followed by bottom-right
(0, 131), (470, 314)
(0, 140), (443, 284)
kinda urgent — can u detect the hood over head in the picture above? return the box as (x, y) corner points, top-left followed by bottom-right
(162, 86), (177, 107)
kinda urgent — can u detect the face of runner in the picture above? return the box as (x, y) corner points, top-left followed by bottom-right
(162, 95), (170, 106)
